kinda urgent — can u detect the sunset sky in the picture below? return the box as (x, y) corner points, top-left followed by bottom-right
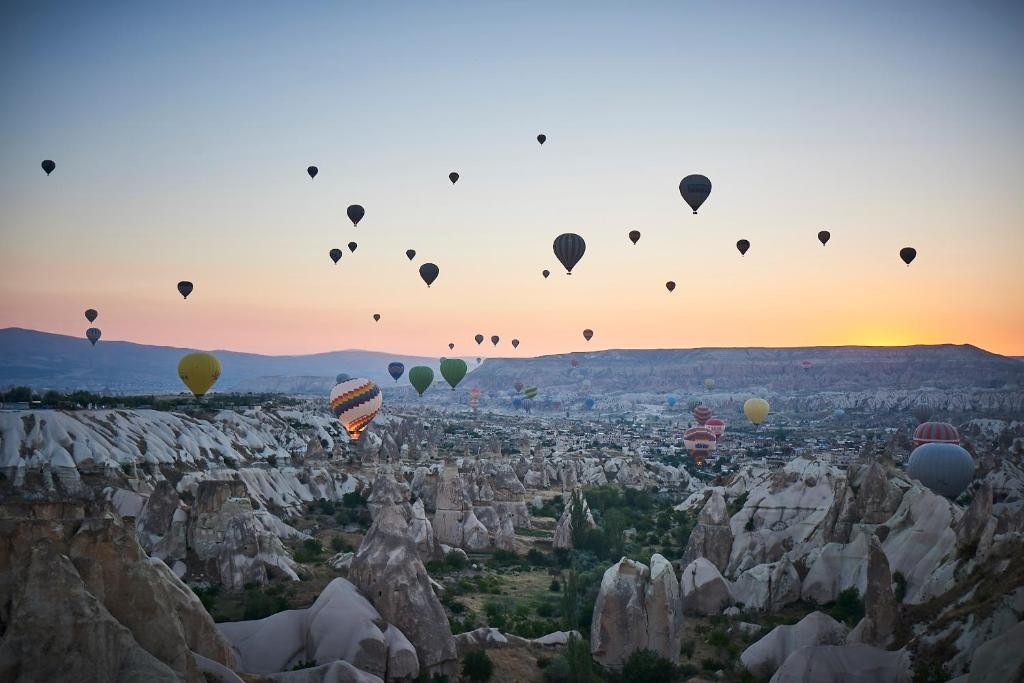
(2, 2), (1022, 357)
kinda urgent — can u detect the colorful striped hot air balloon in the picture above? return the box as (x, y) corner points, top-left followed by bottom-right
(913, 422), (960, 447)
(683, 426), (717, 465)
(705, 417), (726, 440)
(330, 378), (382, 441)
(692, 404), (712, 425)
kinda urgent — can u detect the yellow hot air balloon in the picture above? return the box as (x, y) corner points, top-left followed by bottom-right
(743, 398), (770, 426)
(178, 352), (221, 398)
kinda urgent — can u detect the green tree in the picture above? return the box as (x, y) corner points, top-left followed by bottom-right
(564, 633), (594, 683)
(461, 650), (494, 682)
(561, 570), (579, 630)
(569, 489), (588, 549)
(622, 649), (676, 682)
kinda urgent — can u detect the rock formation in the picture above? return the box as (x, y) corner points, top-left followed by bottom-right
(847, 536), (897, 647)
(740, 611), (849, 679)
(680, 557), (734, 616)
(680, 490), (733, 574)
(553, 489), (595, 550)
(768, 644), (911, 683)
(732, 557), (801, 612)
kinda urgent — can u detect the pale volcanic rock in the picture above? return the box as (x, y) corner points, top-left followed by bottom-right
(732, 557), (801, 612)
(553, 490), (596, 550)
(680, 557), (735, 616)
(877, 485), (958, 604)
(681, 490), (734, 574)
(801, 532), (871, 604)
(768, 644), (911, 683)
(740, 611), (849, 679)
(847, 536), (897, 647)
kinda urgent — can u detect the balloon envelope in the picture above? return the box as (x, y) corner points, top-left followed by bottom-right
(553, 233), (586, 274)
(583, 397), (595, 410)
(86, 327), (101, 345)
(908, 443), (975, 498)
(419, 263), (439, 287)
(348, 242), (358, 253)
(511, 339), (520, 349)
(449, 172), (459, 184)
(683, 426), (717, 464)
(177, 281), (194, 299)
(41, 160), (56, 175)
(705, 417), (726, 439)
(736, 239), (750, 256)
(448, 342), (455, 350)
(178, 352), (221, 397)
(628, 230), (641, 245)
(900, 247), (917, 265)
(440, 358), (468, 390)
(475, 334), (484, 345)
(347, 205), (365, 226)
(583, 329), (593, 342)
(913, 422), (960, 447)
(490, 335), (499, 346)
(373, 313), (381, 322)
(744, 398), (770, 425)
(84, 309), (98, 323)
(514, 381), (524, 393)
(692, 404), (712, 425)
(537, 134), (546, 145)
(408, 366), (433, 395)
(704, 378), (715, 391)
(330, 378), (382, 441)
(679, 174), (712, 213)
(307, 166), (318, 179)
(818, 230), (830, 246)
(329, 248), (343, 264)
(666, 395), (677, 407)
(387, 361), (405, 382)
(406, 249), (416, 260)
(336, 373), (351, 383)
(542, 270), (550, 279)
(666, 281), (676, 292)
(911, 404), (932, 424)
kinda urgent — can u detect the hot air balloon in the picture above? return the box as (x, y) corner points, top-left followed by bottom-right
(475, 334), (484, 345)
(799, 360), (813, 371)
(581, 379), (592, 392)
(628, 230), (641, 245)
(683, 426), (717, 465)
(583, 397), (595, 410)
(679, 174), (712, 214)
(476, 357), (482, 364)
(41, 160), (56, 175)
(511, 339), (520, 349)
(449, 172), (459, 184)
(908, 443), (975, 498)
(514, 381), (524, 393)
(177, 281), (194, 299)
(469, 386), (481, 410)
(911, 404), (932, 425)
(553, 233), (586, 274)
(348, 242), (358, 253)
(736, 239), (750, 256)
(178, 352), (221, 398)
(833, 409), (845, 418)
(666, 281), (676, 293)
(387, 361), (405, 382)
(570, 359), (579, 368)
(666, 395), (677, 408)
(406, 249), (416, 260)
(582, 329), (593, 342)
(336, 373), (351, 383)
(523, 386), (538, 400)
(408, 366), (433, 396)
(84, 309), (98, 323)
(913, 422), (960, 447)
(900, 247), (917, 266)
(419, 263), (439, 287)
(329, 249), (343, 264)
(490, 335), (499, 346)
(704, 378), (715, 391)
(448, 342), (455, 350)
(542, 270), (550, 279)
(86, 327), (101, 345)
(330, 378), (382, 441)
(373, 313), (381, 322)
(440, 358), (468, 390)
(744, 398), (770, 426)
(347, 205), (365, 226)
(818, 230), (830, 246)
(692, 404), (712, 425)
(537, 134), (546, 145)
(307, 166), (318, 179)
(705, 417), (726, 440)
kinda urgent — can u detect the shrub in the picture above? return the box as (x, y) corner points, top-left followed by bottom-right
(680, 639), (695, 658)
(242, 587), (289, 620)
(549, 578), (562, 592)
(541, 655), (570, 682)
(330, 536), (351, 553)
(461, 650), (494, 682)
(445, 550), (467, 570)
(622, 649), (676, 683)
(893, 571), (907, 603)
(341, 491), (366, 508)
(830, 587), (865, 626)
(291, 659), (316, 671)
(293, 538), (324, 564)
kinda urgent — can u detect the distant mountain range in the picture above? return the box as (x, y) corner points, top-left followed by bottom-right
(1, 327), (1022, 396)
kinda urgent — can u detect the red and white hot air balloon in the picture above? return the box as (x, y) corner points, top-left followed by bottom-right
(913, 421), (960, 447)
(705, 417), (726, 440)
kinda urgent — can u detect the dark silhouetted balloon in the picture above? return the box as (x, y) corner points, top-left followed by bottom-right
(542, 270), (550, 279)
(449, 172), (459, 184)
(329, 248), (343, 264)
(86, 327), (101, 345)
(583, 329), (593, 342)
(41, 160), (56, 175)
(406, 249), (416, 261)
(511, 339), (520, 349)
(900, 247), (917, 266)
(348, 242), (357, 253)
(908, 443), (975, 498)
(84, 309), (98, 323)
(679, 174), (712, 214)
(737, 239), (750, 256)
(553, 233), (586, 275)
(448, 342), (455, 350)
(476, 357), (482, 364)
(490, 335), (499, 346)
(336, 373), (351, 383)
(818, 230), (830, 246)
(628, 230), (641, 245)
(177, 281), (194, 299)
(475, 334), (484, 345)
(373, 313), (380, 322)
(307, 166), (318, 179)
(347, 205), (365, 226)
(666, 281), (676, 292)
(537, 134), (546, 145)
(388, 362), (405, 382)
(419, 263), (439, 287)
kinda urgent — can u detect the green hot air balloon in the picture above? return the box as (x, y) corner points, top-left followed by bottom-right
(440, 358), (468, 390)
(408, 366), (434, 396)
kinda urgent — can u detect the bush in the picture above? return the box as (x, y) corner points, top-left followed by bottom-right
(293, 538), (324, 564)
(622, 649), (676, 683)
(893, 571), (907, 603)
(527, 548), (550, 566)
(541, 655), (570, 682)
(291, 659), (316, 671)
(330, 536), (351, 553)
(680, 639), (695, 659)
(242, 587), (289, 620)
(461, 650), (494, 682)
(341, 491), (367, 508)
(830, 587), (865, 626)
(549, 578), (562, 592)
(445, 550), (467, 570)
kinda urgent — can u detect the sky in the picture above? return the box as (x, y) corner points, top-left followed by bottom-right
(1, 1), (1022, 357)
